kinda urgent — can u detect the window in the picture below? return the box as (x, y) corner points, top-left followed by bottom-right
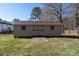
(51, 26), (54, 30)
(21, 26), (26, 30)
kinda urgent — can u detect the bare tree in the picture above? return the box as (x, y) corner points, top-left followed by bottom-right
(63, 16), (75, 30)
(12, 18), (20, 24)
(42, 3), (72, 33)
(70, 3), (79, 29)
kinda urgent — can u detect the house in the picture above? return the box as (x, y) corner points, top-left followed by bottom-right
(13, 21), (62, 37)
(0, 19), (13, 33)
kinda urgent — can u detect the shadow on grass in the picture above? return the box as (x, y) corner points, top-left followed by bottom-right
(45, 35), (79, 39)
(14, 35), (79, 39)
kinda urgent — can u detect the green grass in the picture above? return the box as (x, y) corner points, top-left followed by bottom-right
(0, 34), (79, 56)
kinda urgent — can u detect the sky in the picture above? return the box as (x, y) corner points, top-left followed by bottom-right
(0, 3), (42, 22)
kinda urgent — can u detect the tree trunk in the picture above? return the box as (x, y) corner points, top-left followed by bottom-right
(75, 3), (78, 30)
(59, 3), (64, 34)
(61, 22), (64, 33)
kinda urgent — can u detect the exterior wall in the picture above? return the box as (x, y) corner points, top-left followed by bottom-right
(14, 25), (33, 37)
(44, 25), (62, 36)
(0, 23), (8, 32)
(7, 25), (13, 31)
(14, 25), (62, 37)
(0, 23), (13, 32)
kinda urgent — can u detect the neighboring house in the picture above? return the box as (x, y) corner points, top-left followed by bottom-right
(0, 19), (13, 33)
(13, 21), (62, 37)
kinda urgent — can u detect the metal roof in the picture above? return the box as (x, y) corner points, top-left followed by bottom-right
(14, 21), (62, 25)
(0, 20), (12, 25)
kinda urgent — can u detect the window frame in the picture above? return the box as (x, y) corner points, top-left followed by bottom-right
(50, 25), (54, 30)
(21, 25), (26, 30)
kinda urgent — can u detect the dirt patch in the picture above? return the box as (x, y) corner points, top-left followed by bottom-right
(31, 37), (48, 42)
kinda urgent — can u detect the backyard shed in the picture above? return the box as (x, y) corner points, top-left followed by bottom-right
(13, 21), (63, 37)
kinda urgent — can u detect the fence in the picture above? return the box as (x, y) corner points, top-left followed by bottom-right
(64, 30), (79, 35)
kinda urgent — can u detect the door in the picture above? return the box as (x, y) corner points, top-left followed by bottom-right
(33, 25), (44, 36)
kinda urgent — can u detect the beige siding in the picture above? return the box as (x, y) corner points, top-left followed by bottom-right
(14, 25), (62, 37)
(14, 25), (33, 37)
(44, 25), (62, 36)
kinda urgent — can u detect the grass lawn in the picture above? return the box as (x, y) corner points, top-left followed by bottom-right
(0, 34), (79, 56)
